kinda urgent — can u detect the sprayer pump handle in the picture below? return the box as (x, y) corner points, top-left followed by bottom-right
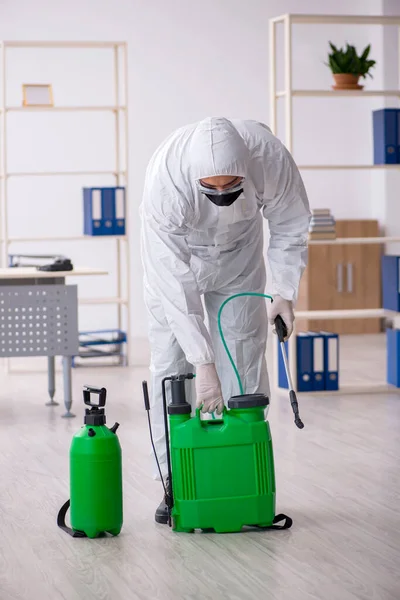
(83, 385), (107, 408)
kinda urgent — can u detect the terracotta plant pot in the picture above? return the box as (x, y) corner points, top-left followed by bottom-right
(332, 73), (363, 90)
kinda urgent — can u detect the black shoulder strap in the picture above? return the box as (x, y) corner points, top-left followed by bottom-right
(253, 513), (293, 531)
(269, 513), (293, 530)
(57, 500), (87, 538)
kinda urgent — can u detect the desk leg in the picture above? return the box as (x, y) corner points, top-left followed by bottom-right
(62, 356), (75, 418)
(46, 356), (59, 406)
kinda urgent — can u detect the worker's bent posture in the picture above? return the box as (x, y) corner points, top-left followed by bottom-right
(140, 117), (311, 523)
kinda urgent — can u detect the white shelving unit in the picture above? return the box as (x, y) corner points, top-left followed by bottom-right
(269, 15), (400, 241)
(269, 13), (400, 158)
(0, 40), (130, 363)
(269, 15), (400, 394)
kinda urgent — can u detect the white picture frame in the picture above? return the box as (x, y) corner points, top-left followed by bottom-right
(22, 84), (54, 107)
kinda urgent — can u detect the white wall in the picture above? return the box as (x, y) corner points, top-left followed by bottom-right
(0, 0), (393, 358)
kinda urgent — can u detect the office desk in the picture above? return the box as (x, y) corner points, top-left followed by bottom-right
(0, 267), (107, 417)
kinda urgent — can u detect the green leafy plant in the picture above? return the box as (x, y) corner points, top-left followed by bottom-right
(327, 42), (376, 78)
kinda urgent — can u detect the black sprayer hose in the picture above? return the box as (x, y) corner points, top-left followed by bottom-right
(142, 381), (169, 497)
(161, 378), (174, 524)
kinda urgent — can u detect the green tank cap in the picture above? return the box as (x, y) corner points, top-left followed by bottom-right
(228, 393), (269, 409)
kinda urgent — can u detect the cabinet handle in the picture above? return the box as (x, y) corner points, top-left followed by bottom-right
(337, 263), (343, 293)
(347, 263), (353, 293)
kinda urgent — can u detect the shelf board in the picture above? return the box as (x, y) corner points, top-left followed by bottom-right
(294, 308), (391, 320)
(271, 14), (400, 26)
(294, 383), (400, 396)
(5, 235), (127, 243)
(3, 41), (126, 49)
(3, 170), (126, 178)
(277, 89), (400, 98)
(298, 164), (400, 170)
(5, 106), (126, 112)
(0, 266), (108, 278)
(79, 297), (128, 305)
(308, 236), (400, 246)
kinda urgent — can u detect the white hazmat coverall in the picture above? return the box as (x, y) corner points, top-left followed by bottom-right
(140, 117), (311, 477)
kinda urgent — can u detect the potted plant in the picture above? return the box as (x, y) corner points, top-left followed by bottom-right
(327, 42), (376, 90)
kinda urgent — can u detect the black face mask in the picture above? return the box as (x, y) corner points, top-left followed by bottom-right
(204, 188), (243, 207)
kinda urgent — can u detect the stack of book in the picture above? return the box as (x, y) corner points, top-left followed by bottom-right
(309, 209), (336, 240)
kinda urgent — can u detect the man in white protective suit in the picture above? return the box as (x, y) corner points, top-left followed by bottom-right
(140, 117), (311, 523)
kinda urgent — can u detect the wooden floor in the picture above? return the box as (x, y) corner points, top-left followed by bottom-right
(0, 336), (400, 600)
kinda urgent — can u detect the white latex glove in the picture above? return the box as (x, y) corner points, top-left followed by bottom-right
(195, 363), (224, 415)
(268, 295), (295, 341)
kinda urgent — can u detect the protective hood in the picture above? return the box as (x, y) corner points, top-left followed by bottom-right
(188, 117), (249, 182)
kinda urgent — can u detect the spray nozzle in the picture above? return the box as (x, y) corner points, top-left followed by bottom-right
(289, 391), (304, 429)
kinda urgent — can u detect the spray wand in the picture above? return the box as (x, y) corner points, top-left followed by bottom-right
(274, 315), (304, 429)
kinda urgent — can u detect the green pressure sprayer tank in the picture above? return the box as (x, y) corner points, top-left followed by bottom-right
(143, 376), (292, 533)
(57, 386), (123, 539)
(171, 380), (278, 533)
(171, 397), (274, 533)
(143, 292), (303, 533)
